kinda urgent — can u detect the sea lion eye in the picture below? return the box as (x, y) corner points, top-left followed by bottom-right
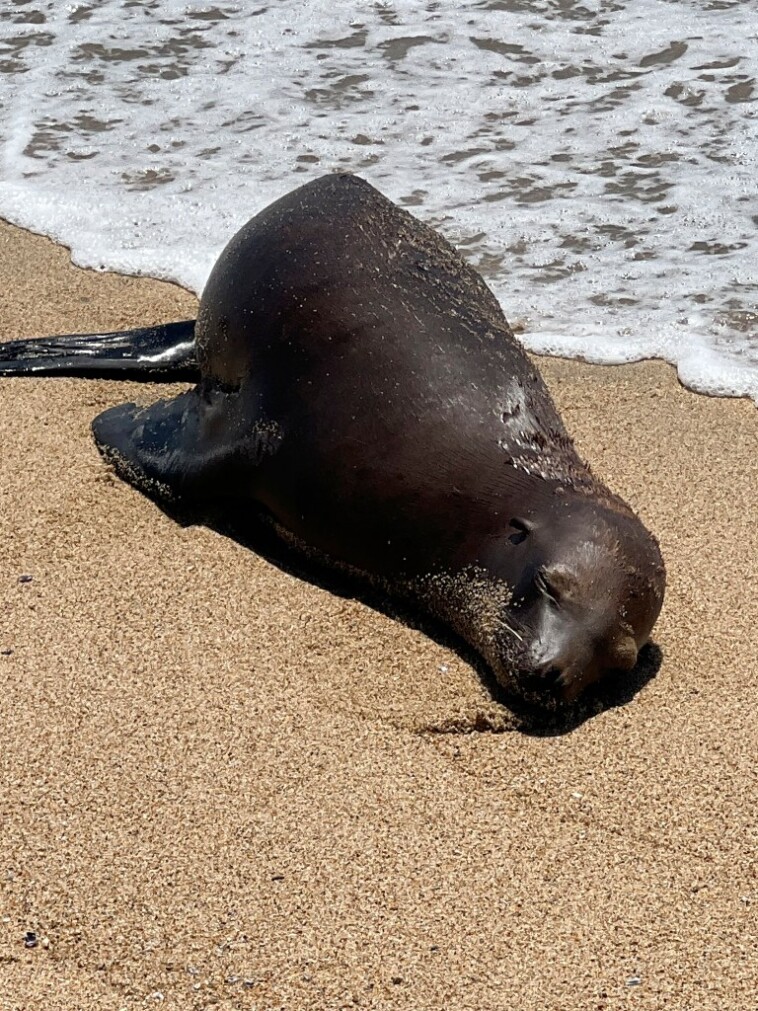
(535, 563), (578, 606)
(535, 566), (561, 604)
(508, 517), (531, 545)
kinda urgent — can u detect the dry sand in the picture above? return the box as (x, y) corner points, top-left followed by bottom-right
(0, 219), (755, 1010)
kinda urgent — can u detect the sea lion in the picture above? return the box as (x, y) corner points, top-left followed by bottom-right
(0, 173), (665, 709)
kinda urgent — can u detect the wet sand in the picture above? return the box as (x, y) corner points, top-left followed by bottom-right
(1, 220), (756, 1010)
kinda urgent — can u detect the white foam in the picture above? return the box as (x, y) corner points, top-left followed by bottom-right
(0, 0), (755, 402)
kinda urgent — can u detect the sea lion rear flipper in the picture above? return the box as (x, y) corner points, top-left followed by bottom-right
(0, 321), (199, 381)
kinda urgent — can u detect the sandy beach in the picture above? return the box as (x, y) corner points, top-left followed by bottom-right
(0, 219), (755, 1010)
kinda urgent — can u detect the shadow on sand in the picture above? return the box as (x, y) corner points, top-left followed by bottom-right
(151, 492), (663, 739)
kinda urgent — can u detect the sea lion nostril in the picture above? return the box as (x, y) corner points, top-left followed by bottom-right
(548, 669), (568, 693)
(535, 664), (562, 686)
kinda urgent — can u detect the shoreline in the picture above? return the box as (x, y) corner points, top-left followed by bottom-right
(6, 213), (756, 408)
(1, 218), (756, 1009)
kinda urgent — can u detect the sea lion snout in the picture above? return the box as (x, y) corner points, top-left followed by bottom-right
(523, 625), (640, 704)
(533, 630), (640, 703)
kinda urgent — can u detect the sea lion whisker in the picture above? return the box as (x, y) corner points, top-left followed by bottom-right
(499, 619), (524, 643)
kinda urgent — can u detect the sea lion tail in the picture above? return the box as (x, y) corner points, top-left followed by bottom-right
(0, 320), (199, 381)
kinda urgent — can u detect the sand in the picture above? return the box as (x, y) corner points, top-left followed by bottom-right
(0, 219), (755, 1011)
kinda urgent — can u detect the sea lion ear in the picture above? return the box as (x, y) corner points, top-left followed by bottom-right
(537, 563), (578, 603)
(508, 517), (534, 544)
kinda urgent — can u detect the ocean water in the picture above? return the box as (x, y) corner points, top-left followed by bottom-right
(0, 0), (755, 402)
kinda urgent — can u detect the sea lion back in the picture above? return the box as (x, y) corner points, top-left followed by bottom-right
(195, 173), (510, 386)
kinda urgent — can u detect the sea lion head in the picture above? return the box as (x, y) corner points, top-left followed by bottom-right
(488, 495), (665, 708)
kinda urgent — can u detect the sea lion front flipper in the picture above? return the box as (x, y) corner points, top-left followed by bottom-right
(92, 384), (283, 505)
